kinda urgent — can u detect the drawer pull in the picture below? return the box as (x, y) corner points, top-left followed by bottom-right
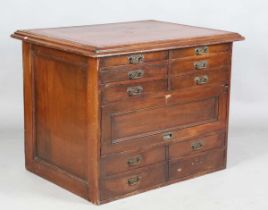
(195, 46), (209, 56)
(127, 86), (143, 96)
(127, 155), (143, 166)
(192, 141), (203, 150)
(128, 176), (141, 186)
(128, 54), (144, 64)
(128, 69), (144, 80)
(163, 132), (173, 141)
(194, 60), (208, 70)
(194, 75), (208, 85)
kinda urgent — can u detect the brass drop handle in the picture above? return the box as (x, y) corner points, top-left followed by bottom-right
(128, 69), (144, 80)
(128, 155), (143, 166)
(128, 176), (141, 186)
(195, 46), (209, 56)
(127, 86), (143, 96)
(163, 132), (173, 141)
(128, 54), (144, 64)
(194, 75), (208, 85)
(192, 141), (203, 150)
(194, 60), (208, 70)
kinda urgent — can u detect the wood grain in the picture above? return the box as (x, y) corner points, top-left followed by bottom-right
(11, 20), (244, 204)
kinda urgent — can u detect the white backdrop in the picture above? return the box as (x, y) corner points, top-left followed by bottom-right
(1, 0), (268, 210)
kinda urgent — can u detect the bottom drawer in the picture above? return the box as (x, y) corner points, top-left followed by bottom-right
(101, 162), (166, 201)
(169, 149), (226, 180)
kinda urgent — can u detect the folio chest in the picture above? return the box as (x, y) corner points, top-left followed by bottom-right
(12, 20), (244, 204)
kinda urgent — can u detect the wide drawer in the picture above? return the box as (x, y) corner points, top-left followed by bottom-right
(100, 60), (168, 83)
(170, 52), (231, 76)
(169, 148), (226, 180)
(101, 146), (166, 176)
(169, 132), (225, 159)
(170, 43), (231, 59)
(171, 68), (230, 90)
(100, 51), (168, 67)
(101, 85), (228, 154)
(102, 78), (167, 104)
(101, 162), (166, 201)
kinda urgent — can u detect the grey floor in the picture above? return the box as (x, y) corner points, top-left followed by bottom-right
(1, 101), (268, 210)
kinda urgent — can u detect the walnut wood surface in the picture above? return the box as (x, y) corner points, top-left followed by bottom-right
(11, 20), (244, 204)
(11, 20), (244, 57)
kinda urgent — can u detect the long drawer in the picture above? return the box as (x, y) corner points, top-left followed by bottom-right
(101, 84), (228, 155)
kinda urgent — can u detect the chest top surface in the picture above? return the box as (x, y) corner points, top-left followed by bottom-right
(11, 20), (244, 56)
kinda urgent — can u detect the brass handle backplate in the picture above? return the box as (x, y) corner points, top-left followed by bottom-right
(128, 176), (141, 186)
(127, 86), (143, 96)
(128, 155), (143, 166)
(194, 60), (208, 70)
(128, 69), (144, 80)
(128, 54), (144, 64)
(195, 46), (208, 56)
(194, 75), (208, 85)
(163, 132), (173, 141)
(192, 141), (203, 150)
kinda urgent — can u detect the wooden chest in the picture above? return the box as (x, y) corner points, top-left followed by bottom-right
(11, 20), (244, 204)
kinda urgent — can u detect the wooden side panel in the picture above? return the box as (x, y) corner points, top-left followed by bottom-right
(23, 42), (35, 168)
(33, 46), (88, 179)
(86, 57), (101, 204)
(23, 43), (90, 199)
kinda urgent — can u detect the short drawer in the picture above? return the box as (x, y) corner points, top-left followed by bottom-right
(170, 44), (231, 59)
(102, 78), (167, 104)
(169, 148), (226, 181)
(101, 162), (166, 201)
(101, 146), (166, 176)
(171, 68), (230, 90)
(170, 52), (231, 76)
(100, 51), (168, 67)
(101, 60), (168, 83)
(169, 132), (225, 159)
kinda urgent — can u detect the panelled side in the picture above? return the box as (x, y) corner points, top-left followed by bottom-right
(23, 43), (91, 199)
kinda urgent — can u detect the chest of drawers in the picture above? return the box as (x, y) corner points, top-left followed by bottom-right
(11, 20), (244, 204)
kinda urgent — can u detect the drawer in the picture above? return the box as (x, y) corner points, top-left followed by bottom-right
(170, 52), (231, 76)
(171, 68), (230, 90)
(169, 132), (225, 159)
(101, 162), (166, 201)
(101, 146), (166, 176)
(100, 51), (168, 67)
(102, 78), (167, 104)
(170, 43), (231, 59)
(101, 60), (168, 84)
(102, 84), (228, 154)
(169, 149), (226, 180)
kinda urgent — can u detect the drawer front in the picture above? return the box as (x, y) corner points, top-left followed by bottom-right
(101, 51), (168, 67)
(171, 69), (230, 90)
(101, 60), (168, 83)
(170, 52), (231, 76)
(102, 85), (228, 154)
(102, 79), (167, 104)
(101, 146), (166, 176)
(169, 132), (225, 159)
(101, 162), (166, 201)
(110, 96), (218, 140)
(169, 149), (226, 180)
(170, 44), (231, 59)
